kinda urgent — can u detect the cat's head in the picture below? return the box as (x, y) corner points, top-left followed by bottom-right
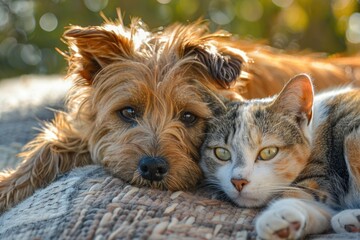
(200, 74), (314, 207)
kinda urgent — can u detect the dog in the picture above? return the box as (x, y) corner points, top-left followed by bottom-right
(0, 11), (359, 212)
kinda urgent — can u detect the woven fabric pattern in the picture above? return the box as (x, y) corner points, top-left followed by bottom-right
(0, 166), (258, 239)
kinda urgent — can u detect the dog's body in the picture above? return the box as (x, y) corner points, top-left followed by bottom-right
(238, 44), (360, 98)
(0, 14), (359, 212)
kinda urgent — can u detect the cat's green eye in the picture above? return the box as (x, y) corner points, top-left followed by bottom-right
(258, 147), (279, 161)
(214, 147), (231, 161)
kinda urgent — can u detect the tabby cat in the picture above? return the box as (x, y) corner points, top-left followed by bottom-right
(200, 74), (360, 239)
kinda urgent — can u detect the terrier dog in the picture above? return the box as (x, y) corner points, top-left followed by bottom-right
(0, 12), (359, 212)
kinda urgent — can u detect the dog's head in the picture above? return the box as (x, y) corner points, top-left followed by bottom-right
(62, 15), (247, 190)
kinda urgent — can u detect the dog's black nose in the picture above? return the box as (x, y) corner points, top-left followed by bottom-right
(138, 157), (168, 181)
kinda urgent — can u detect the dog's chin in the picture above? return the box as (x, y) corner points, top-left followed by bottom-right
(128, 170), (166, 190)
(129, 172), (201, 191)
(130, 176), (168, 190)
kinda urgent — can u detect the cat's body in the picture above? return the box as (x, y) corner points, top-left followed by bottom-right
(200, 74), (360, 239)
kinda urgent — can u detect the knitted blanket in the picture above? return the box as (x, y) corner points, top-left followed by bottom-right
(0, 75), (357, 239)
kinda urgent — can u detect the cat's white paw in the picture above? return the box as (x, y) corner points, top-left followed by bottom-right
(331, 209), (360, 233)
(256, 206), (306, 240)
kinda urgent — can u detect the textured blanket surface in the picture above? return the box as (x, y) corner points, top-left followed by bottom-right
(0, 166), (257, 239)
(0, 76), (358, 240)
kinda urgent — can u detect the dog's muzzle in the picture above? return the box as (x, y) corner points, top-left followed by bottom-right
(138, 156), (168, 181)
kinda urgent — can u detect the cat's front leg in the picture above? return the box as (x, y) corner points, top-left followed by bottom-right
(255, 198), (334, 240)
(331, 209), (360, 233)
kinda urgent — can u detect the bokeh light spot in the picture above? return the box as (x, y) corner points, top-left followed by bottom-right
(346, 12), (360, 43)
(9, 1), (34, 16)
(23, 16), (36, 33)
(157, 0), (171, 4)
(21, 44), (41, 66)
(236, 0), (263, 22)
(332, 0), (357, 19)
(7, 44), (26, 69)
(283, 4), (308, 32)
(209, 0), (235, 25)
(39, 13), (58, 32)
(272, 0), (293, 8)
(83, 0), (108, 12)
(158, 5), (173, 23)
(336, 15), (348, 34)
(0, 37), (17, 58)
(332, 0), (353, 11)
(0, 7), (9, 29)
(176, 0), (199, 18)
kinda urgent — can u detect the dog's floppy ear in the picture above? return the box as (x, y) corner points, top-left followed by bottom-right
(62, 24), (137, 83)
(184, 41), (246, 89)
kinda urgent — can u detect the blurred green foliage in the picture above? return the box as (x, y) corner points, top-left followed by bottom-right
(0, 0), (359, 79)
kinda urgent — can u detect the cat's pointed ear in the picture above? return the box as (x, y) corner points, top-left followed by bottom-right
(272, 74), (314, 123)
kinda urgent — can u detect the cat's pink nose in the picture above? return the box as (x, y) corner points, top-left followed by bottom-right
(231, 178), (249, 192)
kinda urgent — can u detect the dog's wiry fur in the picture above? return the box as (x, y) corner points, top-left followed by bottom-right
(1, 12), (360, 212)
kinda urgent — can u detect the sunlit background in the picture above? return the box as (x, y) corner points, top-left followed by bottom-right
(0, 0), (359, 80)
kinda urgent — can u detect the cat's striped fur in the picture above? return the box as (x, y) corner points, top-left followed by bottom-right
(200, 74), (360, 239)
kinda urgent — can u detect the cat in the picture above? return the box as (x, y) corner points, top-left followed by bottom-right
(200, 73), (360, 239)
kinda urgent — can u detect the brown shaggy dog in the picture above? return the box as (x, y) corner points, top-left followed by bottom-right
(0, 12), (359, 212)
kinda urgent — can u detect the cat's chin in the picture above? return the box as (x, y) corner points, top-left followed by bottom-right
(232, 197), (267, 208)
(227, 192), (270, 208)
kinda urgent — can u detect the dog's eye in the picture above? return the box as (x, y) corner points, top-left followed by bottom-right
(117, 107), (138, 123)
(180, 112), (198, 126)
